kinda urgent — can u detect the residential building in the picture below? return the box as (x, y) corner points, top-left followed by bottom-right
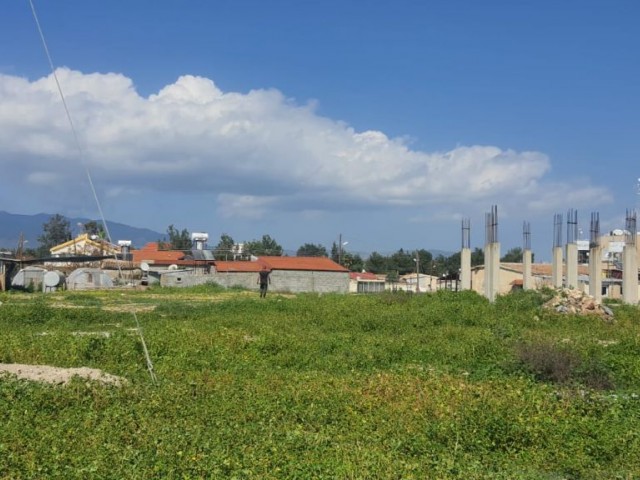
(349, 272), (385, 293)
(50, 233), (120, 257)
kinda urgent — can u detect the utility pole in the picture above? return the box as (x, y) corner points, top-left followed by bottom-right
(338, 233), (342, 265)
(17, 233), (25, 260)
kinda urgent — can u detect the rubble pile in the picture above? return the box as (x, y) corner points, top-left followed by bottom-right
(543, 288), (614, 321)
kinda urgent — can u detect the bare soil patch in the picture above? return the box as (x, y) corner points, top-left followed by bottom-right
(0, 363), (127, 386)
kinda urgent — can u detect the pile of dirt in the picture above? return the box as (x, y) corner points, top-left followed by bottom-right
(543, 288), (614, 321)
(0, 363), (127, 386)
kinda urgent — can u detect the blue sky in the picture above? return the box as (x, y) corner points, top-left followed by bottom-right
(1, 1), (639, 259)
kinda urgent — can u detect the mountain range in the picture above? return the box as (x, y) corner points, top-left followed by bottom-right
(0, 211), (456, 259)
(0, 211), (163, 250)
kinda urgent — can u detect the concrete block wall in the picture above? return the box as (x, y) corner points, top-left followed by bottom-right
(161, 270), (349, 294)
(211, 272), (257, 290)
(269, 271), (349, 294)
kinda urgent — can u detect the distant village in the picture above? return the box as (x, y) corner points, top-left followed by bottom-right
(1, 210), (639, 305)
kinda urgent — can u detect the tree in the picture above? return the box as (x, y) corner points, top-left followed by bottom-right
(37, 214), (71, 256)
(296, 243), (328, 257)
(245, 235), (283, 256)
(330, 242), (339, 263)
(471, 247), (485, 266)
(213, 233), (235, 259)
(500, 247), (534, 263)
(501, 247), (523, 263)
(82, 220), (106, 239)
(165, 225), (192, 250)
(344, 252), (365, 272)
(365, 252), (388, 274)
(440, 252), (460, 275)
(416, 249), (433, 274)
(388, 248), (415, 275)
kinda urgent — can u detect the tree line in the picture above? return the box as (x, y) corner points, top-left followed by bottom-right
(15, 214), (528, 277)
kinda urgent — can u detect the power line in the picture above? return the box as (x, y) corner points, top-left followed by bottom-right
(28, 0), (157, 384)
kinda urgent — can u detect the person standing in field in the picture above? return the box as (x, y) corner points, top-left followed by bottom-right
(258, 266), (271, 298)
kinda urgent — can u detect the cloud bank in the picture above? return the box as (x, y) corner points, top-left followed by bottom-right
(0, 68), (611, 219)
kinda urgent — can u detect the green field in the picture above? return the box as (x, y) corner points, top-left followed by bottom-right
(1, 286), (639, 479)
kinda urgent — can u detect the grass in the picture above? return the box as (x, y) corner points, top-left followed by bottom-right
(1, 286), (639, 478)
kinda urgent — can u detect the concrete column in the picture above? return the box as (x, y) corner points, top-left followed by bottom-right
(623, 245), (638, 305)
(491, 242), (500, 301)
(484, 243), (492, 300)
(523, 249), (532, 290)
(589, 246), (602, 302)
(552, 246), (563, 288)
(460, 247), (471, 290)
(566, 243), (578, 289)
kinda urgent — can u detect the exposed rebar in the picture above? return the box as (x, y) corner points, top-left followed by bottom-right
(523, 221), (531, 251)
(626, 209), (637, 246)
(566, 209), (578, 244)
(553, 213), (563, 248)
(462, 218), (471, 249)
(590, 212), (600, 248)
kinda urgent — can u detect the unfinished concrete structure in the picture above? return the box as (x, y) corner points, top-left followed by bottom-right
(522, 222), (533, 290)
(589, 212), (603, 302)
(623, 210), (638, 305)
(484, 205), (500, 302)
(565, 209), (578, 289)
(551, 213), (563, 288)
(460, 218), (471, 290)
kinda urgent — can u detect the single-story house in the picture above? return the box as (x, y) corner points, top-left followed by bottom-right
(349, 271), (385, 293)
(395, 273), (441, 293)
(161, 256), (350, 293)
(132, 242), (215, 273)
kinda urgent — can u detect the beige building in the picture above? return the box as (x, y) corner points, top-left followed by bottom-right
(349, 272), (386, 293)
(50, 233), (120, 258)
(470, 263), (591, 296)
(577, 232), (640, 264)
(392, 273), (446, 293)
(471, 261), (639, 300)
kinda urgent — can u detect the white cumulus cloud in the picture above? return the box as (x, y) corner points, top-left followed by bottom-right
(0, 68), (611, 219)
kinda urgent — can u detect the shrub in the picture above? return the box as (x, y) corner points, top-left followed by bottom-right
(515, 340), (615, 390)
(577, 359), (615, 391)
(515, 340), (580, 384)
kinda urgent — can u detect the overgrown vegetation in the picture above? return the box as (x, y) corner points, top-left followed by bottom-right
(1, 287), (639, 478)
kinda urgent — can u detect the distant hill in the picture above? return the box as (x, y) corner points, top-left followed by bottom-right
(0, 211), (163, 250)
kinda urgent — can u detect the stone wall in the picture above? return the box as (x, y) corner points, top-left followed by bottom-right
(160, 270), (349, 294)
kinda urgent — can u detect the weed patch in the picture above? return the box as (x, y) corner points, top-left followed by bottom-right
(515, 340), (615, 390)
(0, 288), (638, 478)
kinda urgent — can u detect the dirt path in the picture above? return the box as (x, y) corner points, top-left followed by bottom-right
(0, 363), (126, 386)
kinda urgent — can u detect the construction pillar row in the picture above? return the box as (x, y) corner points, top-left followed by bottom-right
(460, 247), (471, 291)
(565, 242), (578, 290)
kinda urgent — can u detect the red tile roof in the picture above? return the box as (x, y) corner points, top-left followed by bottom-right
(259, 256), (349, 272)
(213, 257), (348, 273)
(349, 271), (380, 281)
(214, 261), (264, 273)
(501, 262), (590, 276)
(132, 242), (187, 265)
(472, 262), (590, 277)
